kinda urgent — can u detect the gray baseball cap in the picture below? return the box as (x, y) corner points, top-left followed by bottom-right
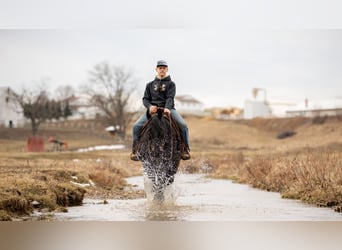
(156, 60), (168, 67)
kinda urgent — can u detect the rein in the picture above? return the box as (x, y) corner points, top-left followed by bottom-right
(166, 111), (173, 160)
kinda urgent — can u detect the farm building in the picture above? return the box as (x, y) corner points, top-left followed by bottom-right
(286, 98), (342, 117)
(67, 94), (105, 120)
(244, 100), (272, 119)
(0, 87), (25, 128)
(174, 95), (205, 116)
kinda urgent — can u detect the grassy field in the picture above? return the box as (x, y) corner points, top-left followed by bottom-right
(0, 115), (341, 220)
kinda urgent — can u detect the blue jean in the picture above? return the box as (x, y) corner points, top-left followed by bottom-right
(132, 109), (190, 149)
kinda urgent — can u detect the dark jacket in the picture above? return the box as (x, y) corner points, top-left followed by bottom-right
(142, 75), (176, 110)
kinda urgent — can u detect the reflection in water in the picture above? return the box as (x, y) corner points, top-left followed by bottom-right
(144, 202), (183, 221)
(143, 201), (199, 221)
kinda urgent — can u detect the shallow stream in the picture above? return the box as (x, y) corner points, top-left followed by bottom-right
(55, 174), (342, 221)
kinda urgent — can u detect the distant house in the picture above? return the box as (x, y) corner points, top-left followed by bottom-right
(67, 94), (105, 120)
(0, 87), (25, 128)
(286, 98), (342, 117)
(174, 95), (205, 115)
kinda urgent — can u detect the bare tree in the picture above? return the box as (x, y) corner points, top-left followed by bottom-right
(11, 86), (49, 135)
(55, 85), (75, 100)
(11, 84), (72, 135)
(54, 85), (74, 119)
(84, 62), (139, 140)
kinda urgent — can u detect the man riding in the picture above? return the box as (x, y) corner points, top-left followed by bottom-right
(130, 60), (191, 161)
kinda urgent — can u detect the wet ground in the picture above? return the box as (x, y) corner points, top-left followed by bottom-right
(54, 174), (342, 221)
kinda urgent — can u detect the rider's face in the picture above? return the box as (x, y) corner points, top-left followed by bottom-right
(156, 66), (168, 78)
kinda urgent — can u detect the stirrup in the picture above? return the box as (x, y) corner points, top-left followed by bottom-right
(181, 151), (191, 160)
(130, 152), (139, 161)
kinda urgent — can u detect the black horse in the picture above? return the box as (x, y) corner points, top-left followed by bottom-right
(135, 108), (184, 202)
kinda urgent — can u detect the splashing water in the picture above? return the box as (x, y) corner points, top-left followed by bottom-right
(143, 174), (179, 203)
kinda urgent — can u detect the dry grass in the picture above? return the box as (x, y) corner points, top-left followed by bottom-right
(0, 150), (142, 220)
(209, 149), (342, 212)
(89, 161), (127, 190)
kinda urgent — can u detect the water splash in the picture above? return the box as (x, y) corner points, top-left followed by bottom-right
(143, 174), (179, 203)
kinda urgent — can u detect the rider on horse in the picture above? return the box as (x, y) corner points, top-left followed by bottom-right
(130, 60), (191, 161)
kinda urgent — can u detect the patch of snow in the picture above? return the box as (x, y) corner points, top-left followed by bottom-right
(70, 181), (92, 188)
(31, 201), (40, 206)
(77, 144), (125, 152)
(105, 125), (120, 131)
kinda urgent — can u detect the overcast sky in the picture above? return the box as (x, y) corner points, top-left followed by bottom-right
(0, 1), (341, 108)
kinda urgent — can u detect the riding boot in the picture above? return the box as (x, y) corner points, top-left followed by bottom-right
(130, 141), (139, 161)
(181, 147), (191, 160)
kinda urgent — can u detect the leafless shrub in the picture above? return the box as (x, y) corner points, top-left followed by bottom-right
(0, 196), (31, 215)
(245, 156), (273, 190)
(54, 183), (85, 206)
(208, 152), (245, 181)
(89, 161), (127, 190)
(283, 151), (342, 207)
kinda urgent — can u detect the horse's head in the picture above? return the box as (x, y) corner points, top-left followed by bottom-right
(148, 108), (171, 140)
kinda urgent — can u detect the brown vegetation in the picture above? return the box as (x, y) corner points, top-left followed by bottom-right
(207, 149), (342, 211)
(0, 151), (142, 220)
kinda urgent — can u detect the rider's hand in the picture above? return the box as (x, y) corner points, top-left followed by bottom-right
(164, 108), (171, 115)
(149, 105), (157, 114)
